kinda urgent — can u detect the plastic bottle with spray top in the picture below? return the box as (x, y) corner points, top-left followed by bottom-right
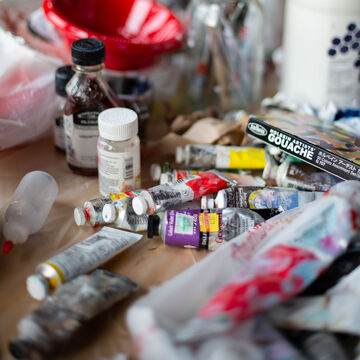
(2, 171), (58, 254)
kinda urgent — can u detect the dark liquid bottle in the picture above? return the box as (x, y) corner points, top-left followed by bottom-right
(64, 38), (124, 175)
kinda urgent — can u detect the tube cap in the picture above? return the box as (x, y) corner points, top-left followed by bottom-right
(150, 164), (161, 181)
(55, 65), (74, 97)
(175, 146), (183, 164)
(26, 274), (50, 301)
(74, 207), (86, 226)
(147, 215), (160, 238)
(98, 108), (138, 141)
(2, 240), (14, 254)
(159, 173), (171, 185)
(215, 191), (227, 209)
(71, 38), (105, 66)
(132, 196), (149, 215)
(103, 203), (117, 223)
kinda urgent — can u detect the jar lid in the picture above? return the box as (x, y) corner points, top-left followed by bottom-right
(71, 38), (105, 66)
(98, 108), (138, 141)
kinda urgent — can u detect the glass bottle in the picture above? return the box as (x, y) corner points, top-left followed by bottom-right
(64, 38), (125, 175)
(54, 65), (74, 152)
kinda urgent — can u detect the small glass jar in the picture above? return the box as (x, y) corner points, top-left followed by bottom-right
(97, 108), (141, 196)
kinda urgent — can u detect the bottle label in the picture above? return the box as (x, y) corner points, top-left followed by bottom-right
(64, 109), (99, 169)
(98, 144), (141, 195)
(45, 227), (142, 281)
(54, 116), (65, 151)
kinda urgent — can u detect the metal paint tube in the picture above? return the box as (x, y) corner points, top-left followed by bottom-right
(10, 270), (138, 359)
(132, 170), (237, 216)
(147, 208), (265, 251)
(103, 196), (149, 232)
(215, 186), (323, 211)
(175, 144), (267, 169)
(73, 191), (141, 227)
(26, 227), (142, 300)
(159, 169), (266, 187)
(276, 158), (342, 191)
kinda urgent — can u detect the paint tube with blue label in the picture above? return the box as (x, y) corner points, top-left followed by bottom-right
(9, 270), (138, 359)
(215, 186), (323, 211)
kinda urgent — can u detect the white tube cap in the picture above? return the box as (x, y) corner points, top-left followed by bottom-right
(150, 164), (161, 181)
(74, 207), (86, 226)
(132, 196), (148, 215)
(175, 146), (183, 164)
(159, 173), (171, 185)
(215, 191), (227, 209)
(103, 203), (117, 223)
(98, 108), (138, 141)
(26, 274), (49, 301)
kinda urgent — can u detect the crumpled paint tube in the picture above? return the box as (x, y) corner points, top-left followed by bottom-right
(9, 270), (138, 359)
(267, 264), (360, 336)
(132, 170), (237, 216)
(175, 181), (360, 342)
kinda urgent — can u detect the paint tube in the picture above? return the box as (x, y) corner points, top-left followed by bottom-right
(73, 191), (141, 227)
(174, 182), (359, 342)
(276, 158), (342, 191)
(9, 270), (138, 359)
(175, 144), (267, 169)
(215, 186), (323, 211)
(132, 170), (237, 216)
(147, 208), (265, 251)
(301, 240), (360, 296)
(103, 196), (149, 232)
(284, 331), (349, 360)
(150, 163), (265, 187)
(26, 227), (142, 300)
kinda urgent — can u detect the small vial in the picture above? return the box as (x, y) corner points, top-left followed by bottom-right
(97, 108), (141, 196)
(2, 171), (58, 254)
(54, 65), (74, 152)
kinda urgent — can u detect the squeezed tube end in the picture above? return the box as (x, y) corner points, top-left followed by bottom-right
(2, 240), (14, 254)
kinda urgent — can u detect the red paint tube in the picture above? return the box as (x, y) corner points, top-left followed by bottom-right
(132, 170), (237, 216)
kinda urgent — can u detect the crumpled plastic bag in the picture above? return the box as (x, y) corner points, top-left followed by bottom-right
(0, 29), (61, 150)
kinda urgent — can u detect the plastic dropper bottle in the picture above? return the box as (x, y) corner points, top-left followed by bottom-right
(2, 171), (58, 254)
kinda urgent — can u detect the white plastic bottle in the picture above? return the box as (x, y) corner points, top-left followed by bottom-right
(2, 171), (58, 254)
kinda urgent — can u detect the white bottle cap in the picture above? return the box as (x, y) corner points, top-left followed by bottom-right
(98, 108), (138, 141)
(175, 146), (183, 164)
(132, 196), (149, 215)
(26, 274), (49, 301)
(215, 191), (227, 209)
(103, 203), (117, 223)
(74, 207), (86, 226)
(159, 173), (171, 185)
(150, 164), (161, 181)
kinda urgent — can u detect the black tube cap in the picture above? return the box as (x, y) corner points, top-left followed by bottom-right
(71, 38), (105, 66)
(55, 65), (75, 97)
(147, 215), (160, 238)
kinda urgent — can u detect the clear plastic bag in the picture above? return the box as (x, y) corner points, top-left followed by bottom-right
(0, 29), (61, 150)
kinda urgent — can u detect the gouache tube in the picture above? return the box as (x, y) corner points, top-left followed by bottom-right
(10, 270), (138, 359)
(147, 208), (265, 251)
(175, 144), (266, 169)
(132, 170), (237, 216)
(74, 191), (141, 227)
(276, 158), (342, 192)
(215, 186), (323, 211)
(26, 227), (142, 300)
